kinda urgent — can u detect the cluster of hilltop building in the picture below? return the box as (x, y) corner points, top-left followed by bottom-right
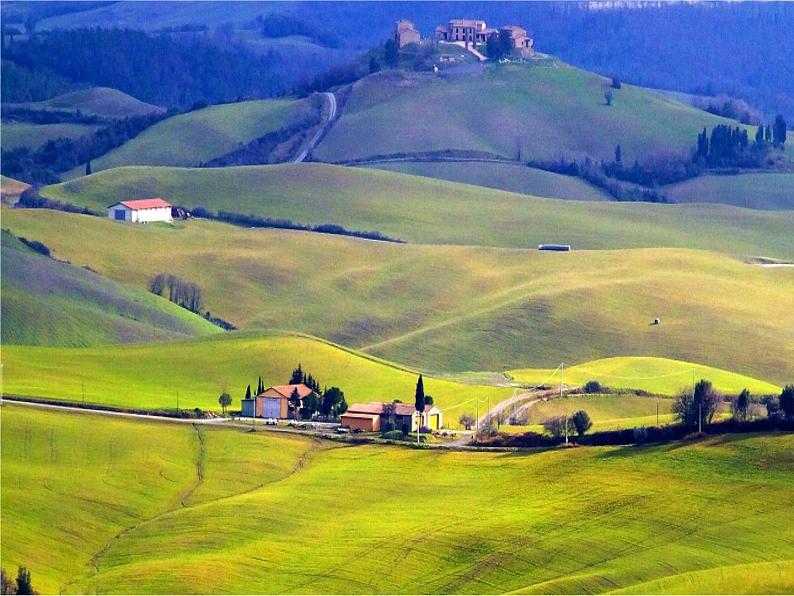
(394, 18), (534, 57)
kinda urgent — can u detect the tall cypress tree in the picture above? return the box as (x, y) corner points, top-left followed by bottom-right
(414, 374), (425, 413)
(245, 384), (251, 400)
(773, 114), (787, 147)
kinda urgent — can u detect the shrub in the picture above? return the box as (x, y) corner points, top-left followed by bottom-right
(381, 429), (405, 440)
(459, 413), (475, 430)
(583, 380), (602, 394)
(780, 385), (794, 421)
(632, 426), (648, 443)
(542, 416), (575, 438)
(572, 410), (593, 437)
(18, 236), (51, 257)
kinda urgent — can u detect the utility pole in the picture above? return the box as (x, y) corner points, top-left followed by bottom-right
(564, 413), (569, 445)
(476, 397), (479, 437)
(177, 390), (180, 413)
(81, 381), (85, 405)
(656, 401), (659, 427)
(560, 362), (564, 398)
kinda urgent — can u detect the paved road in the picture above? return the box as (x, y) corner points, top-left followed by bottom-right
(294, 91), (337, 163)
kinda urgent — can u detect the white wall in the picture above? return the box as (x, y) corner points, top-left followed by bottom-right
(108, 205), (172, 223)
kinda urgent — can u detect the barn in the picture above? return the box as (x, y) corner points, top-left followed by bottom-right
(341, 402), (444, 432)
(107, 198), (173, 223)
(253, 384), (316, 419)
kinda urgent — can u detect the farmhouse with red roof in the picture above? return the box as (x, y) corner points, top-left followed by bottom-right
(107, 198), (173, 223)
(240, 383), (318, 419)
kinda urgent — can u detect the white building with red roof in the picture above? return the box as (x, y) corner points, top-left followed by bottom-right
(108, 198), (173, 223)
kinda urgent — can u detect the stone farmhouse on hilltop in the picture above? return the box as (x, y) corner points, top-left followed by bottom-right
(394, 19), (421, 48)
(434, 19), (534, 55)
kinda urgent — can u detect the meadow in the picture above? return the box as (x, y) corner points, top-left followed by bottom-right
(363, 160), (612, 200)
(5, 87), (163, 119)
(3, 404), (793, 594)
(61, 98), (314, 178)
(0, 334), (512, 418)
(4, 210), (793, 382)
(1, 231), (217, 346)
(40, 163), (794, 258)
(312, 63), (755, 164)
(1, 121), (101, 151)
(664, 172), (794, 211)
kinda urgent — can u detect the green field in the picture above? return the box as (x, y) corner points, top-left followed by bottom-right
(3, 404), (793, 594)
(313, 63), (755, 164)
(5, 87), (163, 119)
(40, 164), (794, 258)
(665, 172), (794, 211)
(1, 231), (218, 346)
(62, 98), (315, 177)
(1, 121), (101, 151)
(511, 356), (781, 396)
(4, 210), (793, 382)
(363, 160), (612, 200)
(1, 334), (511, 417)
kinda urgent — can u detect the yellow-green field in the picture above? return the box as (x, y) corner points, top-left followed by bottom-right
(1, 121), (101, 151)
(4, 210), (792, 382)
(5, 87), (164, 119)
(3, 404), (793, 594)
(664, 172), (794, 211)
(39, 164), (794, 257)
(510, 356), (782, 396)
(1, 334), (511, 419)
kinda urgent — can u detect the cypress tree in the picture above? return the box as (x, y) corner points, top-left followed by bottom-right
(414, 374), (425, 413)
(773, 114), (787, 147)
(755, 124), (764, 146)
(614, 144), (622, 164)
(85, 160), (92, 175)
(245, 384), (251, 400)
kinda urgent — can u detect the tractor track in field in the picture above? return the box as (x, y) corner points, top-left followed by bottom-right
(179, 424), (205, 507)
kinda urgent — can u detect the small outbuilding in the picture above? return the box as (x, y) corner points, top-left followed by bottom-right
(108, 198), (173, 223)
(341, 402), (444, 433)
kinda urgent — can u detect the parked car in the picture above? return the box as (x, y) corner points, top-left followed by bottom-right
(264, 418), (278, 426)
(336, 427), (350, 434)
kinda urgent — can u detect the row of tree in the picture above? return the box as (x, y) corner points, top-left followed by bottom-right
(148, 274), (203, 314)
(0, 567), (34, 595)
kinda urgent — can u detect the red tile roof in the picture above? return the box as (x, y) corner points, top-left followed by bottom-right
(117, 198), (172, 210)
(260, 384), (314, 399)
(340, 412), (379, 420)
(347, 402), (422, 416)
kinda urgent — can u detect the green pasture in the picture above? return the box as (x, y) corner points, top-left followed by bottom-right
(313, 63), (757, 164)
(40, 163), (794, 258)
(1, 121), (101, 151)
(665, 172), (794, 211)
(3, 405), (793, 594)
(4, 87), (163, 119)
(4, 211), (792, 382)
(363, 160), (611, 200)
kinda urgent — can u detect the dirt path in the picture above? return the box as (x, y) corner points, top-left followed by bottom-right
(451, 40), (487, 61)
(294, 91), (336, 163)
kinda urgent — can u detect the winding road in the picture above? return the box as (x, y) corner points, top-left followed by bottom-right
(294, 91), (337, 163)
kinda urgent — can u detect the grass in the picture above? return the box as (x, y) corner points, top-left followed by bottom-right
(510, 356), (782, 396)
(0, 230), (218, 346)
(3, 404), (794, 594)
(0, 333), (512, 418)
(40, 163), (794, 258)
(664, 172), (794, 211)
(61, 98), (314, 178)
(5, 87), (163, 119)
(1, 121), (101, 151)
(313, 63), (758, 164)
(4, 210), (793, 383)
(362, 161), (612, 201)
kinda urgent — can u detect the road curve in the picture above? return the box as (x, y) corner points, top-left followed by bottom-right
(294, 91), (336, 163)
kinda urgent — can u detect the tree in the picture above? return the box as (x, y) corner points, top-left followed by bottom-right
(571, 410), (592, 437)
(611, 76), (622, 89)
(15, 567), (32, 596)
(763, 395), (781, 420)
(424, 395), (433, 406)
(289, 387), (302, 419)
(321, 386), (346, 417)
(731, 388), (750, 422)
(85, 159), (91, 175)
(257, 377), (264, 395)
(673, 379), (722, 430)
(780, 385), (794, 421)
(485, 33), (502, 59)
(244, 384), (251, 400)
(218, 391), (232, 414)
(414, 374), (425, 413)
(1, 569), (16, 595)
(289, 364), (303, 385)
(604, 89), (613, 106)
(369, 56), (380, 74)
(614, 144), (622, 164)
(301, 392), (318, 420)
(498, 29), (513, 56)
(773, 114), (787, 148)
(542, 416), (574, 438)
(583, 380), (602, 394)
(755, 124), (764, 146)
(459, 413), (475, 430)
(383, 39), (399, 68)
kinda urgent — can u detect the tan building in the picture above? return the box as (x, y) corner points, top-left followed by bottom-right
(241, 383), (316, 419)
(435, 19), (534, 55)
(341, 402), (443, 433)
(500, 25), (535, 54)
(394, 20), (420, 48)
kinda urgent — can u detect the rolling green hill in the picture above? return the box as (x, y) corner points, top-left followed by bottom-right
(61, 98), (317, 178)
(362, 160), (612, 200)
(1, 121), (101, 151)
(312, 64), (755, 164)
(3, 404), (794, 594)
(5, 86), (164, 119)
(1, 334), (511, 416)
(4, 211), (793, 382)
(664, 172), (794, 210)
(0, 231), (218, 346)
(40, 164), (794, 258)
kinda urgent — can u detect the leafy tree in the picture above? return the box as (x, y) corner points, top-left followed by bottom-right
(320, 386), (346, 417)
(486, 33), (502, 59)
(611, 76), (622, 89)
(780, 385), (794, 421)
(414, 374), (425, 413)
(542, 416), (574, 438)
(459, 413), (476, 430)
(1, 568), (16, 595)
(731, 388), (750, 422)
(583, 380), (602, 394)
(571, 410), (592, 437)
(384, 39), (399, 67)
(218, 391), (232, 414)
(763, 395), (781, 420)
(15, 567), (32, 596)
(773, 114), (787, 148)
(301, 392), (319, 420)
(604, 89), (613, 106)
(424, 395), (434, 406)
(498, 29), (513, 56)
(673, 379), (722, 429)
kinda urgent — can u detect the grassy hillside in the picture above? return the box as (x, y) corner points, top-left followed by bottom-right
(313, 64), (754, 164)
(62, 98), (315, 177)
(4, 211), (793, 382)
(510, 357), (781, 396)
(5, 87), (164, 119)
(1, 334), (511, 416)
(4, 404), (794, 594)
(0, 231), (218, 346)
(363, 160), (612, 200)
(1, 121), (101, 151)
(0, 175), (30, 203)
(665, 172), (794, 211)
(40, 164), (794, 258)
